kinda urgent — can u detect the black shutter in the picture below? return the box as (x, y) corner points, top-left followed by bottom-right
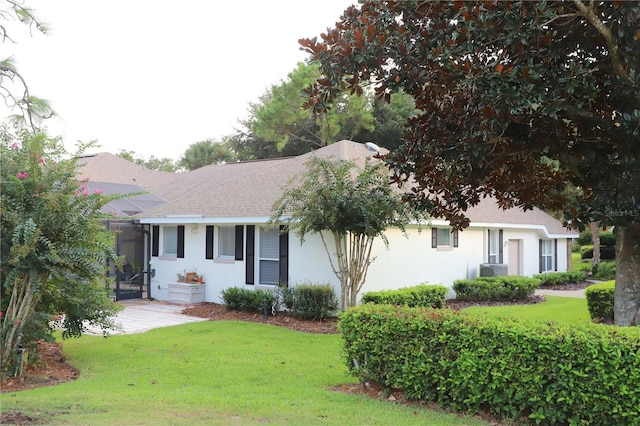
(539, 239), (543, 273)
(245, 225), (255, 285)
(235, 225), (244, 261)
(279, 225), (289, 284)
(152, 225), (159, 257)
(554, 239), (558, 271)
(205, 225), (214, 259)
(498, 229), (504, 263)
(453, 229), (459, 248)
(431, 228), (437, 248)
(177, 225), (185, 258)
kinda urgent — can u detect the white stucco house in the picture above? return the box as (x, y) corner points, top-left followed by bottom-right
(79, 140), (578, 303)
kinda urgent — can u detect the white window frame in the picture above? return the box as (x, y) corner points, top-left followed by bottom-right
(541, 239), (555, 272)
(488, 230), (500, 263)
(216, 225), (235, 259)
(258, 227), (279, 285)
(163, 225), (178, 256)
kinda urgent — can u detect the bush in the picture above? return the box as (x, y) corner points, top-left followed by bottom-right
(361, 284), (447, 308)
(533, 271), (586, 287)
(284, 283), (338, 320)
(594, 261), (616, 280)
(585, 281), (615, 323)
(220, 287), (278, 313)
(581, 244), (616, 260)
(453, 276), (540, 301)
(340, 304), (640, 425)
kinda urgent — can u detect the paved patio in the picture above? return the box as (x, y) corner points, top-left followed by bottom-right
(84, 300), (207, 335)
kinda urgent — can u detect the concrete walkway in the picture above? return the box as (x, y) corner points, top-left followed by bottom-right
(534, 288), (586, 298)
(84, 300), (207, 335)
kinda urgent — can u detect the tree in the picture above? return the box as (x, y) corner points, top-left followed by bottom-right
(301, 1), (640, 325)
(116, 150), (178, 172)
(271, 157), (425, 310)
(1, 127), (122, 374)
(0, 1), (54, 129)
(178, 139), (235, 171)
(250, 62), (374, 155)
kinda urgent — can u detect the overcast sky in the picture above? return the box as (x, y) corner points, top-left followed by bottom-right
(4, 0), (356, 161)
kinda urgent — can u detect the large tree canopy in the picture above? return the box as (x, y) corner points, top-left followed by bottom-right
(301, 1), (640, 325)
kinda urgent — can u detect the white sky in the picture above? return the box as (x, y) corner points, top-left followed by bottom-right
(3, 0), (356, 161)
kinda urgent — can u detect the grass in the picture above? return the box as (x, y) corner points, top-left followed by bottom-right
(1, 321), (487, 425)
(463, 295), (592, 325)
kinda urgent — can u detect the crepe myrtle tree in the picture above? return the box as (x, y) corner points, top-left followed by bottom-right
(0, 127), (122, 375)
(271, 156), (427, 310)
(301, 1), (640, 325)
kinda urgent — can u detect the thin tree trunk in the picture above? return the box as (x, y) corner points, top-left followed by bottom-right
(590, 221), (600, 275)
(613, 223), (640, 326)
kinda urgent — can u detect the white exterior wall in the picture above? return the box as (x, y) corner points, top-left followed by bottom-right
(147, 223), (573, 304)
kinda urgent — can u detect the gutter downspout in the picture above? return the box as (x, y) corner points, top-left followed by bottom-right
(132, 219), (152, 300)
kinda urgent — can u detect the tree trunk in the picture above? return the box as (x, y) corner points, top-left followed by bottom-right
(613, 223), (640, 326)
(590, 221), (601, 275)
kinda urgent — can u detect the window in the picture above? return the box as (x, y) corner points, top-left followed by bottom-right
(163, 226), (178, 256)
(431, 228), (459, 248)
(217, 226), (235, 258)
(488, 229), (503, 263)
(259, 227), (279, 285)
(540, 239), (556, 272)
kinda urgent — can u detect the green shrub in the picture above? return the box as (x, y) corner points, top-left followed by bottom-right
(533, 271), (586, 287)
(284, 283), (338, 320)
(585, 280), (615, 323)
(340, 304), (640, 425)
(220, 287), (278, 313)
(361, 284), (447, 308)
(453, 276), (540, 301)
(594, 261), (616, 280)
(581, 244), (616, 260)
(577, 230), (592, 246)
(599, 232), (616, 247)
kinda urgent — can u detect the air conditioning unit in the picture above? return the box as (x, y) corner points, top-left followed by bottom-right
(479, 263), (508, 277)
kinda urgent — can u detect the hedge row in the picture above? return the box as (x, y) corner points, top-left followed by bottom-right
(533, 271), (586, 287)
(453, 276), (540, 301)
(221, 284), (339, 320)
(361, 284), (447, 308)
(340, 304), (640, 425)
(220, 287), (278, 313)
(585, 280), (615, 323)
(581, 245), (616, 260)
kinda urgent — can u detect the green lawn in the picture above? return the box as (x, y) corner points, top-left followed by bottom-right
(1, 321), (486, 425)
(463, 295), (592, 325)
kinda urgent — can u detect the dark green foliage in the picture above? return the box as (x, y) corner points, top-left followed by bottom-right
(285, 283), (338, 320)
(594, 262), (616, 280)
(586, 281), (615, 323)
(453, 277), (540, 302)
(533, 271), (586, 287)
(339, 304), (640, 424)
(220, 287), (278, 313)
(361, 284), (447, 308)
(581, 245), (616, 260)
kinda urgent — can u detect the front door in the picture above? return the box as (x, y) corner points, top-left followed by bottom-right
(508, 239), (522, 276)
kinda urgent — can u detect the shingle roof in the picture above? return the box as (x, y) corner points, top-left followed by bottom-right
(78, 141), (575, 237)
(138, 140), (382, 218)
(77, 152), (178, 192)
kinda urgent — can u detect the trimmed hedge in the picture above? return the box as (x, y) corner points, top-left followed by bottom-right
(581, 244), (616, 260)
(220, 287), (278, 313)
(585, 280), (615, 323)
(361, 284), (447, 308)
(340, 304), (640, 425)
(533, 271), (586, 287)
(283, 283), (338, 320)
(453, 276), (540, 301)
